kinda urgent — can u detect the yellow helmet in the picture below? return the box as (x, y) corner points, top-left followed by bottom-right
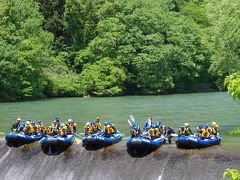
(212, 122), (216, 126)
(184, 123), (189, 127)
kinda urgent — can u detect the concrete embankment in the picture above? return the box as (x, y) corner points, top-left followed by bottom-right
(0, 140), (239, 180)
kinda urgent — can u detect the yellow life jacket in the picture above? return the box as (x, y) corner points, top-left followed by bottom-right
(69, 123), (77, 133)
(104, 126), (115, 135)
(85, 126), (93, 134)
(212, 125), (218, 135)
(147, 128), (156, 138)
(27, 124), (35, 134)
(198, 128), (205, 139)
(205, 127), (211, 137)
(39, 125), (45, 133)
(52, 125), (57, 131)
(59, 128), (67, 136)
(96, 122), (102, 130)
(153, 128), (160, 137)
(131, 129), (140, 136)
(184, 127), (190, 136)
(92, 125), (97, 133)
(178, 128), (185, 136)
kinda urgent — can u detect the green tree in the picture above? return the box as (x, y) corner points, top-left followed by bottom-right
(207, 0), (240, 88)
(0, 0), (53, 101)
(80, 58), (126, 96)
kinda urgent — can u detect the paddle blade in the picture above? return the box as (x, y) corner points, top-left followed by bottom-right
(130, 115), (136, 124)
(74, 137), (80, 143)
(128, 119), (132, 127)
(0, 132), (5, 135)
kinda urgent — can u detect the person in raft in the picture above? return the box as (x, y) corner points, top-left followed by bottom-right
(103, 122), (117, 138)
(11, 118), (21, 132)
(130, 124), (141, 138)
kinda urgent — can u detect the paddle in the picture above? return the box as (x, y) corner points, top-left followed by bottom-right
(74, 137), (80, 143)
(0, 132), (5, 135)
(170, 133), (178, 137)
(130, 115), (136, 124)
(128, 119), (133, 128)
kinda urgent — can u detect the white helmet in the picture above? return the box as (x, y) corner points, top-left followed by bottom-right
(26, 121), (30, 125)
(17, 118), (21, 121)
(212, 122), (216, 126)
(86, 122), (90, 126)
(68, 119), (73, 123)
(184, 123), (189, 127)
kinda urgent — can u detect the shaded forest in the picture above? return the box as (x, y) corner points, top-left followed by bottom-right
(0, 0), (239, 101)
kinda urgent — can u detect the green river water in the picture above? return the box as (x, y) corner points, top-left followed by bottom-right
(0, 92), (240, 180)
(0, 92), (239, 139)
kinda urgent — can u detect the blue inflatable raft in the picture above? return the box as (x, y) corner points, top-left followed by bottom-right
(40, 134), (76, 155)
(176, 133), (221, 148)
(5, 132), (43, 147)
(82, 131), (122, 149)
(127, 134), (166, 150)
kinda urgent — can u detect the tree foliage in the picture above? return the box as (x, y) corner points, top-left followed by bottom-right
(223, 169), (240, 180)
(0, 0), (239, 100)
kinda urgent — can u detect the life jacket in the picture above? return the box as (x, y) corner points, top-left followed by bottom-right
(85, 126), (93, 134)
(26, 124), (35, 134)
(96, 122), (102, 131)
(153, 128), (160, 137)
(38, 124), (45, 133)
(212, 125), (218, 135)
(69, 123), (77, 133)
(147, 129), (153, 137)
(59, 128), (67, 137)
(178, 128), (185, 136)
(48, 127), (54, 136)
(205, 127), (212, 137)
(92, 125), (97, 133)
(131, 129), (140, 137)
(104, 126), (115, 135)
(147, 128), (159, 139)
(184, 127), (191, 136)
(198, 128), (205, 139)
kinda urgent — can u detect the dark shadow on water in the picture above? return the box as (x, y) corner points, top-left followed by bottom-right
(83, 144), (105, 151)
(6, 142), (24, 148)
(127, 147), (156, 158)
(41, 145), (70, 156)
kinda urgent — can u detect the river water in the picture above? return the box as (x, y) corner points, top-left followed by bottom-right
(0, 92), (239, 180)
(0, 92), (239, 135)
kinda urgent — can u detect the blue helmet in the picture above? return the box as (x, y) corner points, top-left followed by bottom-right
(205, 124), (209, 129)
(156, 120), (161, 126)
(31, 121), (35, 125)
(198, 125), (203, 129)
(20, 123), (25, 128)
(53, 120), (57, 124)
(153, 124), (158, 128)
(55, 116), (60, 120)
(180, 126), (184, 130)
(37, 120), (42, 124)
(104, 122), (108, 126)
(133, 125), (139, 131)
